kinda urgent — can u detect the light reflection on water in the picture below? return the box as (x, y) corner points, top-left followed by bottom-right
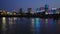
(1, 17), (60, 34)
(30, 18), (35, 34)
(2, 17), (7, 34)
(35, 18), (40, 34)
(31, 18), (35, 31)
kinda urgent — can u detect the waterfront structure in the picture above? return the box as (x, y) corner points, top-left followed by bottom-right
(51, 8), (57, 14)
(36, 8), (40, 13)
(7, 12), (12, 15)
(36, 7), (45, 15)
(56, 8), (60, 14)
(12, 10), (17, 15)
(40, 7), (45, 14)
(0, 10), (2, 14)
(40, 7), (45, 12)
(27, 8), (32, 13)
(46, 10), (51, 14)
(0, 10), (7, 15)
(45, 4), (49, 15)
(44, 0), (49, 15)
(36, 8), (40, 15)
(19, 8), (23, 14)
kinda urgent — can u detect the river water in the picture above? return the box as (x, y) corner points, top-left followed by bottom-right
(0, 17), (60, 34)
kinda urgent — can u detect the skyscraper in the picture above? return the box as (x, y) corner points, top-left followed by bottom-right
(36, 8), (40, 13)
(51, 8), (57, 14)
(19, 8), (23, 14)
(27, 8), (32, 14)
(45, 4), (49, 11)
(45, 0), (49, 14)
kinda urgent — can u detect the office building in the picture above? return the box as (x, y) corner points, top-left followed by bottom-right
(56, 8), (60, 14)
(27, 8), (32, 14)
(19, 8), (23, 14)
(51, 8), (57, 14)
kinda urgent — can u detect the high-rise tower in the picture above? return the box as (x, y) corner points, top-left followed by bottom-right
(27, 8), (32, 14)
(19, 8), (23, 14)
(45, 0), (49, 12)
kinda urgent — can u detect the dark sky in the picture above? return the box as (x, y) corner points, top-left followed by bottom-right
(0, 0), (60, 12)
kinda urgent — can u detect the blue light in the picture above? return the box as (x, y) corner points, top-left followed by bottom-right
(35, 18), (40, 34)
(35, 18), (40, 27)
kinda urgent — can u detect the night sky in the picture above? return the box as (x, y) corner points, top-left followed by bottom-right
(0, 0), (60, 12)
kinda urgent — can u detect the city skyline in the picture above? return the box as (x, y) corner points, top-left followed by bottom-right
(0, 0), (60, 12)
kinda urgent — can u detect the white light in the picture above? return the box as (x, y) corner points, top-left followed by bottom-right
(2, 17), (6, 23)
(45, 19), (48, 23)
(52, 8), (57, 10)
(7, 12), (10, 14)
(14, 17), (17, 20)
(2, 17), (6, 32)
(45, 12), (48, 14)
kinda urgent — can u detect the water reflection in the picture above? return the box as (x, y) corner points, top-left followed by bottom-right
(1, 17), (60, 34)
(47, 18), (55, 34)
(2, 17), (6, 34)
(31, 18), (35, 31)
(31, 18), (35, 34)
(35, 18), (40, 34)
(8, 17), (17, 34)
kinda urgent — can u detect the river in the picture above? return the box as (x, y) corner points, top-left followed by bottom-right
(0, 17), (60, 34)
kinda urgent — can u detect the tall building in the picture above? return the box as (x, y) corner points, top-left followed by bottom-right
(56, 8), (60, 14)
(36, 8), (40, 13)
(44, 0), (49, 14)
(44, 4), (49, 15)
(45, 4), (49, 12)
(40, 7), (45, 12)
(27, 8), (32, 14)
(51, 8), (57, 14)
(19, 8), (23, 14)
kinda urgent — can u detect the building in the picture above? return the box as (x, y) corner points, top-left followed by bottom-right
(36, 8), (40, 13)
(1, 10), (7, 15)
(19, 8), (23, 14)
(45, 4), (49, 11)
(45, 4), (49, 14)
(12, 10), (17, 15)
(51, 8), (57, 14)
(45, 10), (51, 14)
(56, 8), (60, 14)
(27, 8), (32, 14)
(0, 9), (3, 15)
(40, 7), (45, 12)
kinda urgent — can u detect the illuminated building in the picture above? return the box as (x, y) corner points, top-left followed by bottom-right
(7, 12), (12, 15)
(45, 4), (49, 11)
(40, 7), (45, 14)
(51, 8), (57, 14)
(0, 9), (3, 15)
(12, 10), (17, 15)
(56, 8), (60, 14)
(40, 7), (45, 12)
(45, 10), (51, 14)
(36, 8), (39, 12)
(27, 8), (32, 14)
(45, 4), (49, 14)
(44, 0), (49, 15)
(0, 9), (3, 13)
(19, 8), (23, 14)
(0, 10), (7, 15)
